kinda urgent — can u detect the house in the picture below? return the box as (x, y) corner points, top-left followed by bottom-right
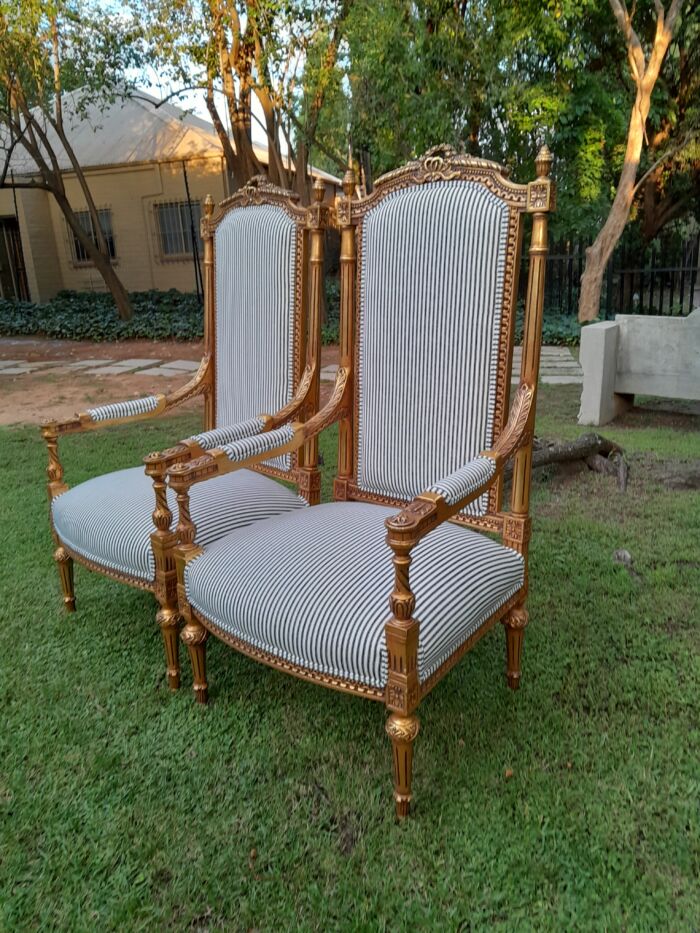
(0, 92), (340, 302)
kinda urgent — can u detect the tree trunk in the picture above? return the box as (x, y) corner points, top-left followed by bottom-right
(578, 0), (683, 322)
(578, 93), (647, 322)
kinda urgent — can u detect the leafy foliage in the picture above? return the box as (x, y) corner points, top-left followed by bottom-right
(0, 291), (203, 341)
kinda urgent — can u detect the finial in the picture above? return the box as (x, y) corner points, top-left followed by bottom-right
(204, 193), (214, 216)
(342, 166), (355, 197)
(313, 176), (325, 203)
(535, 144), (553, 178)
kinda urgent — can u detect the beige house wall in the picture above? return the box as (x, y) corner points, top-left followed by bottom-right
(50, 156), (228, 296)
(2, 155), (228, 302)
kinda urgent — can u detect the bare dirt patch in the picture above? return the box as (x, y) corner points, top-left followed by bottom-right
(0, 338), (340, 426)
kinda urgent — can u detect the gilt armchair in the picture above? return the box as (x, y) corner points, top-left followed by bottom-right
(42, 176), (328, 689)
(166, 147), (554, 816)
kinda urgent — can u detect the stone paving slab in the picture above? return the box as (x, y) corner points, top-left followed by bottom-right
(62, 359), (116, 369)
(137, 366), (183, 376)
(164, 359), (200, 371)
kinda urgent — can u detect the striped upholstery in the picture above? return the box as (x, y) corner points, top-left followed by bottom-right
(87, 396), (159, 422)
(214, 203), (297, 472)
(357, 181), (509, 515)
(220, 424), (295, 463)
(185, 502), (524, 688)
(192, 417), (266, 450)
(51, 467), (307, 583)
(428, 455), (496, 506)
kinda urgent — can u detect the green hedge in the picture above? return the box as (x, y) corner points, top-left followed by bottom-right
(0, 288), (584, 347)
(0, 290), (203, 341)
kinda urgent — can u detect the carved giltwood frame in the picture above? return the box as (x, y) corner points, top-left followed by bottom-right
(167, 149), (554, 817)
(41, 175), (327, 689)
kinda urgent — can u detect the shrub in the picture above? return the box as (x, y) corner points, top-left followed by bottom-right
(0, 290), (203, 341)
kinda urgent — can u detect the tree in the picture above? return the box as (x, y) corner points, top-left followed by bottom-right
(137, 0), (351, 203)
(577, 0), (684, 322)
(0, 1), (139, 319)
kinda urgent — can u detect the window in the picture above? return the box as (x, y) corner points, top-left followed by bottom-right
(71, 209), (116, 263)
(155, 201), (203, 258)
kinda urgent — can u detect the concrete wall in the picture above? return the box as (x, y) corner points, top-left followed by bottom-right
(579, 310), (700, 425)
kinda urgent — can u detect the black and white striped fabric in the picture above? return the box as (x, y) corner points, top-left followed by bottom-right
(185, 501), (524, 688)
(357, 181), (509, 516)
(220, 424), (295, 463)
(428, 454), (496, 506)
(215, 204), (297, 472)
(192, 417), (266, 451)
(51, 467), (307, 582)
(87, 396), (159, 422)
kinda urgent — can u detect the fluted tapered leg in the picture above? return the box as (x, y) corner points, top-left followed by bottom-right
(157, 608), (181, 690)
(503, 605), (528, 690)
(54, 546), (75, 612)
(181, 620), (209, 704)
(386, 713), (420, 818)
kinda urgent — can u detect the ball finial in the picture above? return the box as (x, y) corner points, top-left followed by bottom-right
(535, 144), (553, 178)
(313, 177), (325, 203)
(204, 193), (214, 216)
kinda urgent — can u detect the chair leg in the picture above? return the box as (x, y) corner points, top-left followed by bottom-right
(54, 546), (75, 612)
(386, 713), (420, 819)
(181, 619), (209, 704)
(157, 608), (181, 691)
(504, 605), (529, 690)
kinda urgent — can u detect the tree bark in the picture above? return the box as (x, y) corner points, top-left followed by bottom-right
(577, 0), (683, 322)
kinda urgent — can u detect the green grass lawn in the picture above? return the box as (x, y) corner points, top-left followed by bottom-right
(1, 387), (698, 930)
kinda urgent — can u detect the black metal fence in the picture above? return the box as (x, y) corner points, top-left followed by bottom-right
(521, 234), (700, 318)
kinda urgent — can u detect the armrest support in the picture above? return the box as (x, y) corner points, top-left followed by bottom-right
(386, 382), (535, 545)
(41, 356), (211, 500)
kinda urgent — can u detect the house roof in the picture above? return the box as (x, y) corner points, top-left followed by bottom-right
(6, 90), (340, 184)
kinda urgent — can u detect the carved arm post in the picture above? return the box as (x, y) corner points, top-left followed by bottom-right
(169, 463), (209, 704)
(384, 500), (438, 818)
(201, 194), (216, 430)
(297, 178), (328, 505)
(503, 144), (554, 686)
(333, 167), (356, 501)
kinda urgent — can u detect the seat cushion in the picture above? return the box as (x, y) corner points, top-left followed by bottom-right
(184, 502), (525, 689)
(51, 467), (307, 583)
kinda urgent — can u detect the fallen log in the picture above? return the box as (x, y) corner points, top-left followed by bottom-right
(503, 433), (628, 491)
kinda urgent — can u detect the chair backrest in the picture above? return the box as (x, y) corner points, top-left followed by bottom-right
(342, 147), (542, 526)
(202, 178), (308, 478)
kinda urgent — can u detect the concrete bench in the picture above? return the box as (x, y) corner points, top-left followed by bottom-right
(578, 309), (700, 425)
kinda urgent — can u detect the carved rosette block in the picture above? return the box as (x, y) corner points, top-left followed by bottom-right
(503, 606), (529, 690)
(54, 545), (75, 612)
(297, 467), (321, 506)
(386, 713), (420, 818)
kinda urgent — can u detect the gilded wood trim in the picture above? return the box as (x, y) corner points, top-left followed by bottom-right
(418, 587), (525, 699)
(59, 539), (155, 593)
(193, 609), (385, 702)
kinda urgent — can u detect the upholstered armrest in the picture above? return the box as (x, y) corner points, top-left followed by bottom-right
(144, 416), (268, 477)
(166, 365), (352, 493)
(426, 455), (497, 505)
(42, 356), (211, 439)
(40, 357), (212, 500)
(386, 383), (535, 542)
